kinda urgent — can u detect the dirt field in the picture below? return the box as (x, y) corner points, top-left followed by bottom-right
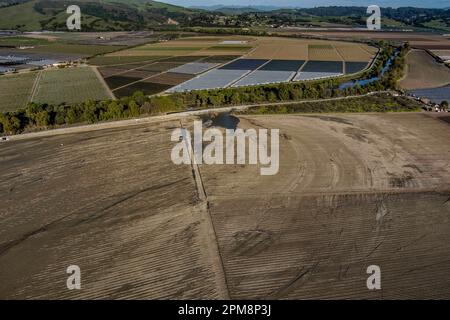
(274, 30), (450, 50)
(400, 49), (450, 90)
(143, 72), (194, 85)
(308, 44), (341, 61)
(432, 50), (450, 61)
(247, 38), (308, 60)
(1, 112), (450, 299)
(246, 37), (375, 62)
(109, 36), (254, 57)
(0, 120), (228, 299)
(110, 36), (375, 62)
(201, 113), (450, 299)
(335, 44), (375, 62)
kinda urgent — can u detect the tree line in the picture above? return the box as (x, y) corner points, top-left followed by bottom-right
(236, 94), (423, 115)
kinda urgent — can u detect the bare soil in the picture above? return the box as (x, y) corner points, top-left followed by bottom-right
(1, 113), (450, 299)
(399, 49), (450, 90)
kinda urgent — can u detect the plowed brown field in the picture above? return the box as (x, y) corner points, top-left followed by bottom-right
(1, 113), (450, 299)
(400, 49), (450, 90)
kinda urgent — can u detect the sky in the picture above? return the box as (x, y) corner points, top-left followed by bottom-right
(161, 0), (449, 9)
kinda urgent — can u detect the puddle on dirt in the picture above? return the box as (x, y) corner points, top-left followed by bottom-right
(202, 112), (240, 130)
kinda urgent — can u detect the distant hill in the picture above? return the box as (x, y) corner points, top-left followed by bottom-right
(0, 0), (28, 6)
(0, 1), (449, 32)
(0, 0), (204, 31)
(192, 5), (283, 14)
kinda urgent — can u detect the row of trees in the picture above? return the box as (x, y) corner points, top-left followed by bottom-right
(0, 43), (407, 135)
(237, 94), (423, 115)
(0, 92), (184, 135)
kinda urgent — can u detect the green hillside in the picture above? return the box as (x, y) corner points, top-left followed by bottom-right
(0, 0), (45, 30)
(108, 0), (195, 13)
(0, 0), (201, 31)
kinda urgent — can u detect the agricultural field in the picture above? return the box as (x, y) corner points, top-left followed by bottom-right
(33, 67), (113, 105)
(345, 61), (370, 74)
(409, 85), (450, 104)
(432, 50), (450, 62)
(0, 36), (122, 57)
(23, 31), (158, 46)
(308, 44), (341, 61)
(1, 112), (450, 299)
(335, 44), (376, 62)
(97, 36), (376, 95)
(114, 81), (172, 97)
(232, 70), (295, 87)
(248, 41), (308, 60)
(201, 113), (450, 299)
(293, 60), (343, 81)
(29, 43), (121, 56)
(110, 37), (254, 57)
(0, 72), (37, 112)
(275, 30), (450, 50)
(0, 120), (228, 299)
(246, 37), (372, 61)
(399, 49), (450, 90)
(89, 56), (166, 67)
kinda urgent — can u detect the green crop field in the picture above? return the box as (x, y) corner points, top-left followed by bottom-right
(0, 72), (37, 112)
(33, 67), (111, 105)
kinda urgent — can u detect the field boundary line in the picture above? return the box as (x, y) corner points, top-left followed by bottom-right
(208, 187), (450, 200)
(102, 55), (182, 78)
(243, 43), (261, 58)
(104, 61), (161, 78)
(91, 56), (166, 68)
(359, 44), (376, 56)
(28, 70), (42, 103)
(297, 60), (307, 72)
(92, 66), (116, 100)
(226, 59), (274, 88)
(164, 58), (245, 93)
(332, 45), (346, 73)
(180, 119), (231, 299)
(112, 71), (168, 92)
(398, 50), (413, 83)
(111, 55), (210, 92)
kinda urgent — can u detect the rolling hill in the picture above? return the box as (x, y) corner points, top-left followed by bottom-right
(0, 0), (202, 31)
(1, 1), (449, 32)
